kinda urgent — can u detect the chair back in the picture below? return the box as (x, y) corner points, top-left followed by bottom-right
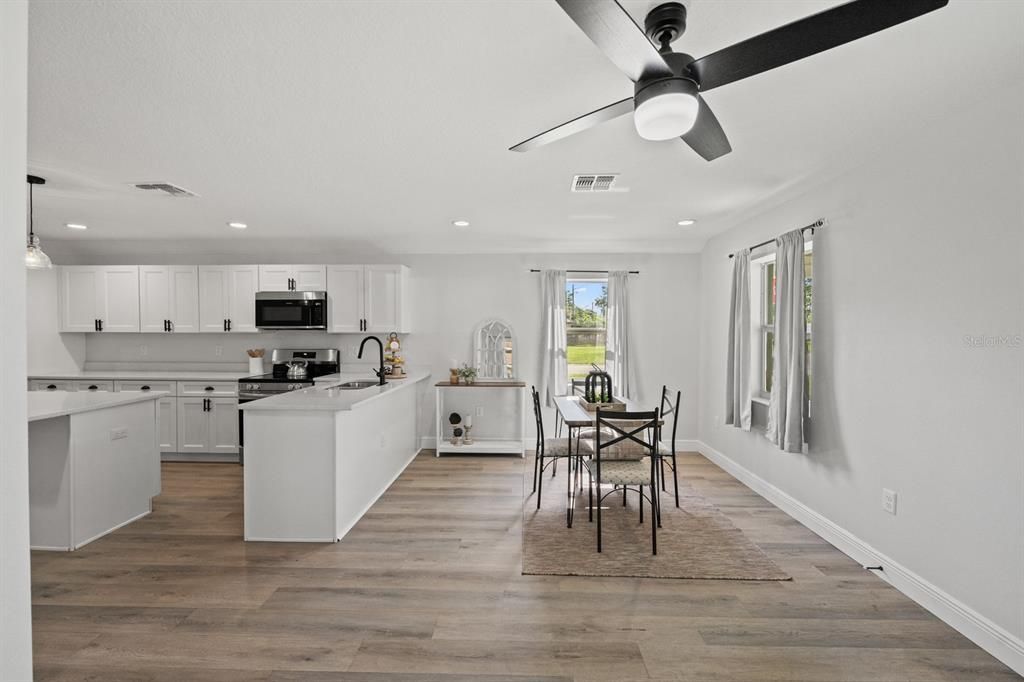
(530, 386), (545, 453)
(594, 409), (659, 464)
(660, 386), (681, 445)
(569, 378), (587, 396)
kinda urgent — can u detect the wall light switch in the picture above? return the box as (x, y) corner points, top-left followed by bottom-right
(882, 488), (897, 515)
(140, 345), (148, 357)
(475, 407), (484, 417)
(214, 345), (224, 357)
(110, 427), (128, 441)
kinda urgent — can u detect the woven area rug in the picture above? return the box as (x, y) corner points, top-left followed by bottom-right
(522, 455), (791, 580)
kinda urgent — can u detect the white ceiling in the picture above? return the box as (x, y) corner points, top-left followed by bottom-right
(26, 0), (1023, 254)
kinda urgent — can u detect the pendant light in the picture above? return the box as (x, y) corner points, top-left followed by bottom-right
(25, 174), (51, 270)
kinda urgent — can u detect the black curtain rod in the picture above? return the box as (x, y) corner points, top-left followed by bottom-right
(728, 219), (824, 259)
(529, 269), (639, 274)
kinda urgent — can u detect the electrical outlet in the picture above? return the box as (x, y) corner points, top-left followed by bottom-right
(110, 427), (128, 441)
(379, 434), (386, 448)
(214, 345), (223, 357)
(882, 488), (897, 515)
(475, 406), (484, 417)
(139, 345), (148, 357)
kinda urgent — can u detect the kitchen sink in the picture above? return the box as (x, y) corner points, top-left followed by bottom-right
(335, 380), (382, 390)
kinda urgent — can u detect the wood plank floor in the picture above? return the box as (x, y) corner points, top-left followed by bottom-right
(31, 452), (1018, 681)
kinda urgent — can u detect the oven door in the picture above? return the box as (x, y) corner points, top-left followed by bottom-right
(255, 291), (327, 330)
(236, 394), (265, 466)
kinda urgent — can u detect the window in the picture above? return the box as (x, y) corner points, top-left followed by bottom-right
(565, 277), (607, 381)
(758, 244), (813, 400)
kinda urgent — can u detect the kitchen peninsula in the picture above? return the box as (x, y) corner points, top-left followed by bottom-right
(28, 390), (164, 550)
(241, 370), (429, 542)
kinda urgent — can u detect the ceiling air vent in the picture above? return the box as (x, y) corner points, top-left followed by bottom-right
(571, 174), (619, 192)
(133, 182), (198, 198)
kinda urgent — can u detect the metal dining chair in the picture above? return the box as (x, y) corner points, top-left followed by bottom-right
(589, 408), (661, 555)
(531, 386), (592, 511)
(658, 386), (682, 507)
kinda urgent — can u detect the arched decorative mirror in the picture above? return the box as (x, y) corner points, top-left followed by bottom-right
(474, 319), (516, 379)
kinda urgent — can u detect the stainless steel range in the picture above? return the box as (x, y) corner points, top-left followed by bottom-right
(238, 348), (340, 463)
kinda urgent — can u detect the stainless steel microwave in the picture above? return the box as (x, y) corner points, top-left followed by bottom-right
(255, 291), (327, 330)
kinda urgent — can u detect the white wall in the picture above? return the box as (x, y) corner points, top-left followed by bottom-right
(0, 2), (34, 679)
(32, 253), (701, 444)
(26, 268), (84, 374)
(698, 85), (1024, 668)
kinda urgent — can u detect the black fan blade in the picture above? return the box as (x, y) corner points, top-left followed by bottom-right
(689, 0), (948, 92)
(681, 97), (731, 161)
(556, 0), (673, 83)
(510, 98), (634, 152)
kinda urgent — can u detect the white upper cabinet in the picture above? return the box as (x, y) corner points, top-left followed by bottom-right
(326, 265), (364, 333)
(198, 265), (259, 332)
(58, 266), (140, 333)
(258, 265), (327, 292)
(364, 265), (409, 333)
(139, 265), (199, 333)
(326, 264), (409, 333)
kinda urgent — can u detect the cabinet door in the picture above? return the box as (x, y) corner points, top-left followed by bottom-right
(158, 397), (178, 453)
(227, 265), (259, 332)
(138, 266), (171, 333)
(99, 266), (141, 332)
(364, 265), (407, 332)
(258, 265), (292, 292)
(169, 266), (200, 333)
(326, 265), (364, 333)
(198, 266), (230, 332)
(58, 266), (103, 332)
(292, 265), (327, 291)
(176, 397), (211, 453)
(208, 398), (239, 454)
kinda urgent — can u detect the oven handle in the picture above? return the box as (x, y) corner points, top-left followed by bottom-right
(238, 393), (269, 401)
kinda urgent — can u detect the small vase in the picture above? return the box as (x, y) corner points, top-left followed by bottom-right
(449, 369), (459, 385)
(248, 357), (264, 376)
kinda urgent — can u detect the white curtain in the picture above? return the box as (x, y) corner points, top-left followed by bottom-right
(605, 271), (634, 399)
(725, 249), (752, 430)
(539, 270), (567, 407)
(767, 229), (806, 452)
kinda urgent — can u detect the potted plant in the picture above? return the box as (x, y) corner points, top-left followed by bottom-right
(458, 364), (478, 385)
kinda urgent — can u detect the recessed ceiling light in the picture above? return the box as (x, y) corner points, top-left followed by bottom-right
(65, 223), (88, 230)
(452, 220), (470, 227)
(228, 221), (248, 229)
(677, 219), (696, 226)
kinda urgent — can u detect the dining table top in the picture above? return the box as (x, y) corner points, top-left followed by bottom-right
(552, 394), (653, 427)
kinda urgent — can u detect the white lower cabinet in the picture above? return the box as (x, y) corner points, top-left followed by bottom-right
(114, 381), (178, 453)
(176, 397), (238, 456)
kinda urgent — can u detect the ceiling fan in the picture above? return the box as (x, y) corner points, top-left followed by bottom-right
(510, 0), (948, 161)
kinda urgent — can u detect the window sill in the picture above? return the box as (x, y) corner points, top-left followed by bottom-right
(751, 396), (769, 407)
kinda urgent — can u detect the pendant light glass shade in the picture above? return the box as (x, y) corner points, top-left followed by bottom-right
(25, 234), (52, 269)
(25, 174), (51, 269)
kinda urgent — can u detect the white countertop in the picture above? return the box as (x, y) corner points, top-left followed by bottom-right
(241, 370), (430, 412)
(29, 370), (249, 381)
(28, 390), (167, 422)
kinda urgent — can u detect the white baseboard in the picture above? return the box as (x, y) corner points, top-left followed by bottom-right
(417, 436), (703, 453)
(696, 440), (1024, 677)
(419, 436), (532, 451)
(162, 453), (239, 463)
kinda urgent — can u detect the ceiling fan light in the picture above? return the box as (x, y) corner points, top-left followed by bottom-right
(633, 77), (699, 141)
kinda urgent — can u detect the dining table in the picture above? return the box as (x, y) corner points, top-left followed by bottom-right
(551, 394), (661, 527)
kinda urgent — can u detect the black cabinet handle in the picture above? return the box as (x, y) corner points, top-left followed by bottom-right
(46, 384), (57, 390)
(227, 319), (232, 331)
(87, 385), (98, 391)
(141, 385), (151, 391)
(168, 320), (174, 332)
(223, 319), (228, 332)
(94, 319), (99, 331)
(204, 386), (215, 392)
(98, 319), (103, 332)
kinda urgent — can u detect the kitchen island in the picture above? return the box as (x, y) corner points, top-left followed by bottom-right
(241, 370), (429, 542)
(28, 390), (164, 550)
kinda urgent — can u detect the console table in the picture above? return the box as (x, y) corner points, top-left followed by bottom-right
(434, 381), (526, 457)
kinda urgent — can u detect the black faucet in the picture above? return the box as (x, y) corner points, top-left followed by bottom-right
(358, 335), (386, 386)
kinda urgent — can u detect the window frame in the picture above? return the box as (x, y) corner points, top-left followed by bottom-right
(565, 274), (608, 385)
(753, 241), (813, 404)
